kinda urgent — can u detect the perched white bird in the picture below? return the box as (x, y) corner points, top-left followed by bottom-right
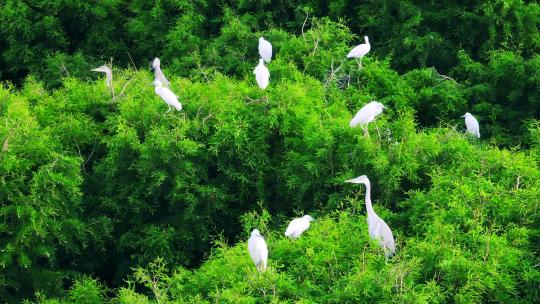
(248, 229), (268, 272)
(345, 175), (396, 259)
(258, 37), (272, 63)
(285, 215), (314, 239)
(91, 65), (113, 89)
(462, 112), (480, 138)
(350, 101), (385, 136)
(347, 36), (371, 68)
(151, 58), (170, 89)
(153, 80), (182, 113)
(253, 59), (270, 89)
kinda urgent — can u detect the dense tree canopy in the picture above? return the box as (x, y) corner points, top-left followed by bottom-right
(0, 1), (538, 303)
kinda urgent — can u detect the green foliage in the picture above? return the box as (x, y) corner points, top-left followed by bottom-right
(0, 82), (110, 301)
(454, 51), (540, 145)
(3, 66), (538, 302)
(0, 2), (539, 302)
(1, 1), (538, 142)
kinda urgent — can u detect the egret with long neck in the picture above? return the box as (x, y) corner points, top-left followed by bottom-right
(345, 175), (396, 259)
(151, 58), (170, 89)
(91, 65), (113, 89)
(347, 36), (371, 69)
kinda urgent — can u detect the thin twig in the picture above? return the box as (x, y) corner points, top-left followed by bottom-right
(84, 139), (97, 166)
(301, 12), (309, 43)
(60, 60), (71, 77)
(108, 58), (116, 102)
(115, 77), (135, 100)
(202, 113), (213, 124)
(324, 57), (345, 86)
(431, 66), (460, 85)
(127, 51), (138, 72)
(244, 96), (268, 104)
(2, 136), (9, 152)
(310, 34), (320, 56)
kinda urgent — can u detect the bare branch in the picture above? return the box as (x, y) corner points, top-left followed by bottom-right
(115, 77), (135, 101)
(127, 51), (138, 72)
(431, 66), (460, 85)
(301, 12), (309, 43)
(60, 60), (71, 77)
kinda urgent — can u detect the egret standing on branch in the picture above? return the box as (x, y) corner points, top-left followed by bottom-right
(153, 80), (182, 113)
(91, 65), (113, 89)
(347, 36), (371, 69)
(151, 58), (170, 89)
(350, 101), (385, 136)
(285, 215), (314, 239)
(462, 112), (480, 138)
(258, 37), (273, 63)
(254, 59), (270, 90)
(248, 229), (268, 272)
(345, 175), (396, 259)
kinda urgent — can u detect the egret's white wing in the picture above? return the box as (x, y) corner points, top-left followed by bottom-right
(350, 101), (380, 127)
(259, 39), (273, 63)
(156, 87), (182, 111)
(368, 214), (396, 257)
(347, 44), (370, 59)
(377, 218), (396, 256)
(285, 218), (310, 239)
(465, 115), (480, 138)
(254, 65), (270, 89)
(248, 235), (268, 271)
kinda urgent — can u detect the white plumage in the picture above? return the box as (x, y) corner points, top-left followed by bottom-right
(248, 229), (268, 272)
(350, 101), (385, 136)
(253, 59), (270, 89)
(258, 37), (273, 63)
(285, 215), (314, 239)
(151, 58), (170, 89)
(462, 112), (480, 138)
(345, 175), (396, 259)
(153, 80), (182, 113)
(91, 65), (113, 89)
(347, 36), (371, 68)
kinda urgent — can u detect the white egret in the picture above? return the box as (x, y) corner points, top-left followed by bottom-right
(345, 175), (396, 259)
(151, 58), (170, 89)
(153, 80), (182, 113)
(350, 101), (385, 136)
(91, 65), (112, 89)
(462, 112), (480, 138)
(258, 37), (273, 63)
(285, 215), (314, 239)
(253, 59), (270, 89)
(347, 36), (371, 68)
(248, 229), (268, 272)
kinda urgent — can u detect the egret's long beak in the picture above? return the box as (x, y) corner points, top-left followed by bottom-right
(461, 115), (466, 117)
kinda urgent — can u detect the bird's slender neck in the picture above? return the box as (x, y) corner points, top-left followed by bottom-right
(105, 71), (112, 87)
(364, 181), (375, 215)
